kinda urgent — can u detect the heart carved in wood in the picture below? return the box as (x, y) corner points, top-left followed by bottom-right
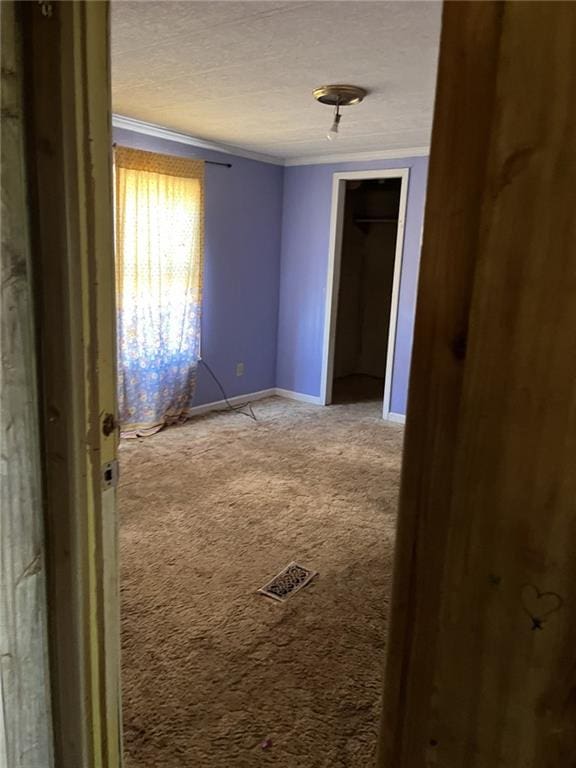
(521, 584), (563, 626)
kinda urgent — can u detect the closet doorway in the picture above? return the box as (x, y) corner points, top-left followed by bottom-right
(321, 169), (409, 418)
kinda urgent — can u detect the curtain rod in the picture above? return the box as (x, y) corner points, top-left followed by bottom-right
(112, 143), (232, 168)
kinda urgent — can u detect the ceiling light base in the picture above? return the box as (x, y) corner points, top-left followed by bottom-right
(313, 84), (367, 107)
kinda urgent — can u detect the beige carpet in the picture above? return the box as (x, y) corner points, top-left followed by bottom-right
(119, 396), (403, 768)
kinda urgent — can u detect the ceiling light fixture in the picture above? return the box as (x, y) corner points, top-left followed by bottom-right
(313, 84), (367, 141)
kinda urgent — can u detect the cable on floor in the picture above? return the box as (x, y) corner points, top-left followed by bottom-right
(199, 358), (257, 421)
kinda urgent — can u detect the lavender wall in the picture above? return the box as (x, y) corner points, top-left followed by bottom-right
(113, 129), (427, 415)
(113, 127), (284, 407)
(276, 157), (429, 415)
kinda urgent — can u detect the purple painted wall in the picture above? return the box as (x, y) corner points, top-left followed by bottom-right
(276, 157), (429, 415)
(113, 127), (284, 406)
(113, 129), (427, 415)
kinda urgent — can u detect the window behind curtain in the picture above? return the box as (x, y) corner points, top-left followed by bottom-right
(114, 147), (204, 437)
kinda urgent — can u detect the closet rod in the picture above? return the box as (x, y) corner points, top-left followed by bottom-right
(354, 217), (398, 223)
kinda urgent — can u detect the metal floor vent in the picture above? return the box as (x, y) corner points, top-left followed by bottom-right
(258, 562), (318, 602)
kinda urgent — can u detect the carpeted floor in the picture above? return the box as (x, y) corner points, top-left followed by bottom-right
(119, 396), (403, 768)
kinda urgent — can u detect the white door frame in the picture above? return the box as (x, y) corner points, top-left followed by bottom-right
(320, 168), (410, 419)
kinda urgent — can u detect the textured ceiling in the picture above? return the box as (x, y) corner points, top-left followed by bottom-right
(111, 1), (442, 162)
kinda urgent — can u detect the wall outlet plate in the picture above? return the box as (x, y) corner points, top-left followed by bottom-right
(236, 362), (245, 377)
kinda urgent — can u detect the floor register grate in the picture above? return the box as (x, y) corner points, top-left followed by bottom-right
(258, 562), (318, 602)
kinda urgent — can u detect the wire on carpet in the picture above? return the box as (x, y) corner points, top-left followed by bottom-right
(199, 358), (257, 421)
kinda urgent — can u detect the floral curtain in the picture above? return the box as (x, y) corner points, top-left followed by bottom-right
(114, 147), (204, 436)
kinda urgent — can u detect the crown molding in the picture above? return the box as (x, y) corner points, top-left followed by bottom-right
(283, 146), (430, 167)
(112, 115), (429, 168)
(112, 114), (284, 166)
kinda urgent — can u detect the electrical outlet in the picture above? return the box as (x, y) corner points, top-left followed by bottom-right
(236, 362), (245, 377)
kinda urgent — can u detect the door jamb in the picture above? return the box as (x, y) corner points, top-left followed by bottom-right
(319, 168), (410, 418)
(22, 2), (121, 766)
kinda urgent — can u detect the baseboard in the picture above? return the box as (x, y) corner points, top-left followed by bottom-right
(187, 388), (401, 417)
(187, 388), (276, 418)
(274, 388), (323, 405)
(384, 411), (406, 425)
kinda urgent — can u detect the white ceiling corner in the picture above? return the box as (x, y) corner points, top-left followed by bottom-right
(111, 1), (442, 162)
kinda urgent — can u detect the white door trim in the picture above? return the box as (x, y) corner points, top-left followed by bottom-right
(319, 168), (410, 419)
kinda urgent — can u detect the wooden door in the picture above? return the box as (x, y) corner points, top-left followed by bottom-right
(379, 3), (576, 767)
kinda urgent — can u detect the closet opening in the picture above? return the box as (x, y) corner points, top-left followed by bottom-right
(321, 170), (408, 418)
